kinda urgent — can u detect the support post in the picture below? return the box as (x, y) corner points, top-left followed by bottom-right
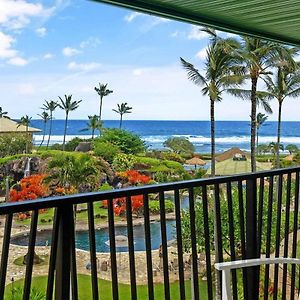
(55, 205), (74, 300)
(245, 179), (259, 300)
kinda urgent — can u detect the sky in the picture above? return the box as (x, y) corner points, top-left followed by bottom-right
(0, 0), (299, 121)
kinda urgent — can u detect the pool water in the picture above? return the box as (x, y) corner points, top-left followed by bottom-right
(11, 196), (189, 253)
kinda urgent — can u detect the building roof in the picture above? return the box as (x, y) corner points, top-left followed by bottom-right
(207, 158), (271, 176)
(216, 147), (249, 162)
(96, 0), (300, 46)
(0, 118), (41, 133)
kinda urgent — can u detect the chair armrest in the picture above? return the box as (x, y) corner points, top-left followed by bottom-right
(215, 257), (300, 271)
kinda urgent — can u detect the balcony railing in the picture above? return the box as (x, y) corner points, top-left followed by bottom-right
(0, 166), (300, 299)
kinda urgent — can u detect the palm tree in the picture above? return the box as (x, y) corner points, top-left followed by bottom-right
(228, 37), (292, 172)
(181, 29), (242, 177)
(37, 111), (50, 148)
(94, 83), (113, 122)
(268, 142), (284, 161)
(18, 115), (32, 153)
(256, 112), (268, 150)
(58, 95), (82, 151)
(112, 102), (132, 129)
(42, 100), (58, 149)
(81, 115), (102, 139)
(264, 60), (300, 168)
(0, 107), (9, 119)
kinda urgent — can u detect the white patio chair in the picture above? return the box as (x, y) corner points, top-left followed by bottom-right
(215, 257), (300, 300)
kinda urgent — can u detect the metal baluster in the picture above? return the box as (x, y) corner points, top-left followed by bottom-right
(143, 193), (154, 300)
(226, 182), (237, 300)
(291, 172), (299, 300)
(202, 185), (213, 300)
(70, 207), (78, 300)
(88, 202), (99, 300)
(263, 176), (274, 300)
(126, 196), (137, 300)
(159, 191), (170, 300)
(0, 213), (13, 299)
(238, 180), (247, 299)
(108, 198), (119, 300)
(188, 187), (199, 300)
(23, 209), (39, 300)
(273, 174), (283, 300)
(257, 177), (264, 255)
(46, 208), (59, 300)
(174, 189), (186, 300)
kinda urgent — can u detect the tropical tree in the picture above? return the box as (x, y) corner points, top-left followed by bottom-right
(94, 83), (113, 122)
(228, 37), (292, 171)
(0, 107), (9, 119)
(264, 60), (300, 167)
(58, 95), (82, 151)
(37, 111), (50, 148)
(181, 28), (242, 176)
(256, 112), (268, 150)
(163, 136), (195, 155)
(268, 142), (284, 161)
(17, 115), (32, 153)
(42, 100), (58, 149)
(81, 115), (102, 139)
(112, 102), (132, 129)
(286, 144), (299, 155)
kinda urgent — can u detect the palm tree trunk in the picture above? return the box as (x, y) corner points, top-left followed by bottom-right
(92, 128), (95, 139)
(47, 113), (53, 149)
(39, 122), (46, 148)
(62, 113), (68, 151)
(250, 77), (258, 172)
(99, 96), (103, 121)
(210, 98), (216, 177)
(256, 128), (259, 152)
(276, 101), (283, 168)
(25, 127), (29, 154)
(119, 114), (123, 129)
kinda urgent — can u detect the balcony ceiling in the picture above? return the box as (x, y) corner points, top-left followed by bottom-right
(94, 0), (300, 46)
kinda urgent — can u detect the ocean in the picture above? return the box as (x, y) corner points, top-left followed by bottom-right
(31, 120), (300, 154)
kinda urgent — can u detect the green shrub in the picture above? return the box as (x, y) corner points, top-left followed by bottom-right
(163, 137), (195, 155)
(162, 151), (185, 163)
(112, 153), (137, 171)
(0, 134), (30, 157)
(149, 200), (174, 214)
(50, 137), (90, 152)
(96, 128), (146, 154)
(93, 141), (120, 163)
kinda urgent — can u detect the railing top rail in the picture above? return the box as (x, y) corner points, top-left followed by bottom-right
(1, 166), (299, 215)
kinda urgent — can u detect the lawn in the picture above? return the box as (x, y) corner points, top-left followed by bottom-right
(4, 274), (209, 299)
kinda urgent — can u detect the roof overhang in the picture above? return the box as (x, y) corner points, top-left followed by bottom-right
(93, 0), (300, 46)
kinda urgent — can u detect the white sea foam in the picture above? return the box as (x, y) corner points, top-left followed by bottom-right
(34, 134), (300, 146)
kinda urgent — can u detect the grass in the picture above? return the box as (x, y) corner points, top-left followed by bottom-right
(13, 255), (49, 267)
(4, 274), (209, 299)
(15, 203), (120, 226)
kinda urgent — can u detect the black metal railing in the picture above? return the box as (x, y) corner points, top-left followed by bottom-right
(0, 166), (300, 299)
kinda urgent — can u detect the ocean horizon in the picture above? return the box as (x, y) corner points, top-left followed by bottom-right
(30, 120), (300, 153)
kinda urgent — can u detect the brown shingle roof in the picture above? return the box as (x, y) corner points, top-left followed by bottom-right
(216, 147), (249, 162)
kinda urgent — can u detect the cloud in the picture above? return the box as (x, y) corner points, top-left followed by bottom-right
(124, 12), (142, 23)
(124, 11), (170, 32)
(7, 56), (28, 66)
(67, 61), (101, 72)
(0, 31), (16, 58)
(196, 47), (207, 60)
(0, 0), (45, 30)
(62, 47), (81, 57)
(35, 27), (46, 37)
(188, 25), (209, 40)
(80, 37), (101, 49)
(43, 53), (54, 59)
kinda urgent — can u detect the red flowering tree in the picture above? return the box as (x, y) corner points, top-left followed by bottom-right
(102, 170), (150, 216)
(10, 174), (47, 202)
